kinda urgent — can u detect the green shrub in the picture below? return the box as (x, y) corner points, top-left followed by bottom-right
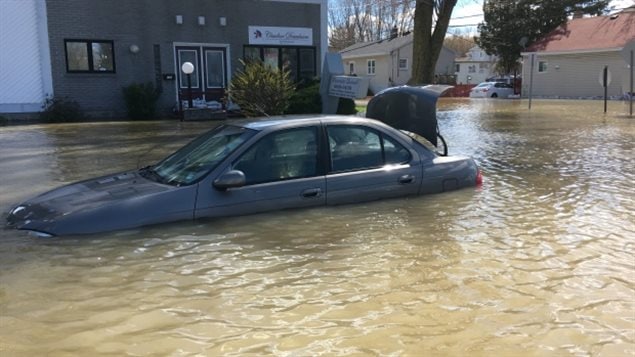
(285, 81), (322, 114)
(122, 82), (161, 120)
(39, 96), (86, 123)
(337, 98), (357, 115)
(229, 60), (295, 117)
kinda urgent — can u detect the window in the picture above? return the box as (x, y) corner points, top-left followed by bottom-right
(399, 58), (408, 70)
(367, 59), (376, 75)
(243, 46), (316, 82)
(468, 65), (476, 73)
(349, 62), (355, 75)
(455, 64), (460, 73)
(327, 126), (411, 173)
(234, 127), (319, 185)
(538, 61), (548, 72)
(65, 40), (115, 73)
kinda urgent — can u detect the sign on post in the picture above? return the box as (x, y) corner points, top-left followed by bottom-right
(328, 76), (369, 99)
(319, 53), (369, 114)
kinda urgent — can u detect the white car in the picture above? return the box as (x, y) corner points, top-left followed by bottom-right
(469, 82), (515, 98)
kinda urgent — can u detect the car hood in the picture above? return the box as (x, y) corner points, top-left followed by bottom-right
(6, 170), (171, 235)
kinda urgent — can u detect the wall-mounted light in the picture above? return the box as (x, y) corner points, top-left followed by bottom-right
(198, 16), (206, 26)
(219, 16), (227, 27)
(175, 15), (183, 25)
(129, 44), (140, 54)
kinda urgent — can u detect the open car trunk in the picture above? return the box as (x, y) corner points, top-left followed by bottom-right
(365, 85), (452, 147)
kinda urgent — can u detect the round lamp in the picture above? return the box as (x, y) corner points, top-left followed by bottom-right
(181, 62), (195, 74)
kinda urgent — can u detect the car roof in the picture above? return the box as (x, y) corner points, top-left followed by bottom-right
(229, 115), (374, 131)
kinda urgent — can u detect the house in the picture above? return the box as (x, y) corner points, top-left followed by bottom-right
(0, 0), (327, 118)
(520, 7), (635, 99)
(454, 45), (498, 84)
(339, 33), (456, 94)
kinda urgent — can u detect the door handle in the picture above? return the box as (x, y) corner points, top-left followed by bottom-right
(301, 188), (322, 198)
(398, 174), (415, 184)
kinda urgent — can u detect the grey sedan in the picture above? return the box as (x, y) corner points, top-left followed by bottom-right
(6, 116), (481, 236)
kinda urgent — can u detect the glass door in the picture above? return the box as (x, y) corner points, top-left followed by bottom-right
(203, 48), (227, 103)
(176, 46), (203, 107)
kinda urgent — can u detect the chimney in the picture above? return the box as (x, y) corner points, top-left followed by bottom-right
(390, 26), (398, 40)
(572, 10), (584, 19)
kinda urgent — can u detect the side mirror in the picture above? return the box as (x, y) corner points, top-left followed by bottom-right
(213, 170), (246, 190)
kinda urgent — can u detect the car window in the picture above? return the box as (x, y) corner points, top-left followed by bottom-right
(328, 126), (382, 172)
(383, 135), (411, 164)
(328, 125), (411, 173)
(234, 127), (318, 185)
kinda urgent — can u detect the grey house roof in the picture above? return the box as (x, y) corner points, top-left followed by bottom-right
(340, 33), (416, 58)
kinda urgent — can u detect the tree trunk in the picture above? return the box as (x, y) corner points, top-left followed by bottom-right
(409, 0), (458, 85)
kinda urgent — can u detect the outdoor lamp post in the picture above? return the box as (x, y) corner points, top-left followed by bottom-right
(181, 62), (195, 109)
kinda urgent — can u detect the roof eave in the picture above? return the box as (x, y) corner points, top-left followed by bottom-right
(521, 47), (623, 56)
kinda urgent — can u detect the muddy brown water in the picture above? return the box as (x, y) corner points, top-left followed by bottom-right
(1, 99), (633, 356)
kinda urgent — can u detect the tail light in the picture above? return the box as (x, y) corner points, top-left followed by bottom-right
(476, 168), (483, 186)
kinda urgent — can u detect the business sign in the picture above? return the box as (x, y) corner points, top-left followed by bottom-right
(328, 75), (369, 99)
(248, 26), (313, 46)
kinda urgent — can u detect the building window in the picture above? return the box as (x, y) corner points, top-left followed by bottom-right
(455, 64), (460, 73)
(367, 59), (376, 75)
(65, 40), (115, 73)
(398, 58), (408, 70)
(468, 65), (476, 73)
(243, 46), (316, 82)
(348, 62), (355, 75)
(538, 61), (548, 72)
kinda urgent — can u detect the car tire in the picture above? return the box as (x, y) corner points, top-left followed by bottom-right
(491, 93), (498, 98)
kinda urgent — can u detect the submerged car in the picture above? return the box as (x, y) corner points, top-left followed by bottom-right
(469, 82), (514, 98)
(7, 87), (481, 236)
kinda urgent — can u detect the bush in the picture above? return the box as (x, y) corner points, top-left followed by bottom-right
(337, 98), (357, 115)
(39, 96), (86, 123)
(229, 60), (295, 117)
(122, 82), (161, 120)
(285, 81), (322, 114)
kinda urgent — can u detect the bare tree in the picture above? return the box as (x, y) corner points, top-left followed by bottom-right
(329, 0), (416, 51)
(409, 0), (458, 84)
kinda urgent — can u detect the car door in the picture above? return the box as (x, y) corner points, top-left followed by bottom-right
(194, 126), (326, 218)
(325, 124), (422, 206)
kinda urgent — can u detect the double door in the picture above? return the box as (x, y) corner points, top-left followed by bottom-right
(175, 45), (227, 107)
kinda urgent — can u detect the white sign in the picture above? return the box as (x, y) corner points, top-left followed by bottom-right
(328, 75), (369, 99)
(248, 26), (312, 46)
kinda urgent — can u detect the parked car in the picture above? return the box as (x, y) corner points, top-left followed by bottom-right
(469, 82), (514, 98)
(6, 116), (482, 237)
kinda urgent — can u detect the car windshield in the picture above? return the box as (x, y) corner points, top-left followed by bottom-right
(147, 125), (256, 186)
(477, 83), (491, 87)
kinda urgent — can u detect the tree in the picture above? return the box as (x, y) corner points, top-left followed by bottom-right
(478, 0), (609, 75)
(443, 33), (476, 57)
(329, 0), (416, 51)
(409, 0), (459, 84)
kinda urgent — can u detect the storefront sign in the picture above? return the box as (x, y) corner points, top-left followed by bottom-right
(248, 26), (313, 46)
(328, 75), (369, 99)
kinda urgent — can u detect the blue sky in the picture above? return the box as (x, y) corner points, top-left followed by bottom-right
(449, 0), (635, 34)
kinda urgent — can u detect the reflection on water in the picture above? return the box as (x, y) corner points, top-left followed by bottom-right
(1, 100), (634, 356)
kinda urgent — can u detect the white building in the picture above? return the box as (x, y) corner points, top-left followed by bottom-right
(521, 7), (635, 99)
(454, 45), (497, 85)
(340, 33), (456, 94)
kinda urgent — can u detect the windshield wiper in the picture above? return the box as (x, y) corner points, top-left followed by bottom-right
(139, 166), (167, 184)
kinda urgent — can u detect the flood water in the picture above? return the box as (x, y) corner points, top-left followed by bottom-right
(1, 99), (633, 356)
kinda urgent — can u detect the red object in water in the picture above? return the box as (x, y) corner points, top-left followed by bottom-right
(476, 168), (483, 186)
